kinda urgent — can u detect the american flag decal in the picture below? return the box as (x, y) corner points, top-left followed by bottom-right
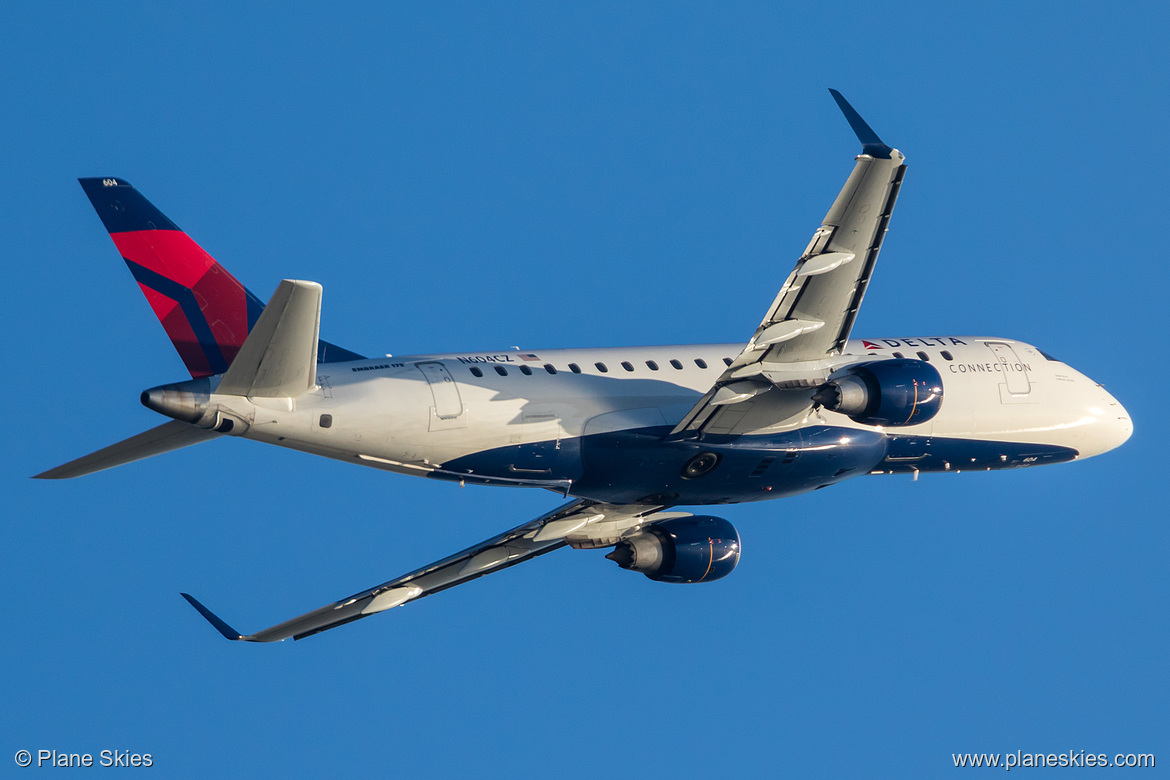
(520, 353), (540, 361)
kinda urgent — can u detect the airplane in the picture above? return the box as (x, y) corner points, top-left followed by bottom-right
(37, 90), (1132, 642)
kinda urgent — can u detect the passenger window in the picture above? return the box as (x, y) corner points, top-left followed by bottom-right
(495, 365), (508, 376)
(695, 358), (708, 369)
(595, 362), (608, 373)
(469, 367), (483, 377)
(568, 363), (581, 374)
(319, 414), (333, 429)
(723, 357), (733, 366)
(544, 364), (557, 374)
(670, 359), (683, 370)
(519, 365), (533, 375)
(621, 361), (634, 372)
(892, 352), (905, 359)
(916, 351), (929, 362)
(941, 350), (954, 361)
(646, 360), (659, 371)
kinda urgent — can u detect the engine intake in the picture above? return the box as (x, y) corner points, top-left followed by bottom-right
(813, 358), (943, 426)
(606, 516), (740, 583)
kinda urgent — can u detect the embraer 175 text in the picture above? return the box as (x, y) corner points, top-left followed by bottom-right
(38, 91), (1132, 642)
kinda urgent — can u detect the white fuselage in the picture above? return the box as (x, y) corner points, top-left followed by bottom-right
(197, 336), (1130, 506)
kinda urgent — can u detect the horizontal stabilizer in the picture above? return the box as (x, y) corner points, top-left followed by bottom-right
(217, 279), (322, 398)
(34, 421), (219, 479)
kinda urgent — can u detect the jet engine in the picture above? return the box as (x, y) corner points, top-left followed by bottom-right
(606, 516), (740, 583)
(811, 358), (943, 427)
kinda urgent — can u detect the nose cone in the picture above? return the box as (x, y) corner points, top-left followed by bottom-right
(1079, 385), (1133, 458)
(1103, 392), (1133, 449)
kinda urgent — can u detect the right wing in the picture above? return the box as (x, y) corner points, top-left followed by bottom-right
(181, 499), (678, 642)
(672, 89), (907, 437)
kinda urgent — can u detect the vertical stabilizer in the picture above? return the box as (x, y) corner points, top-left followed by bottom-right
(78, 178), (364, 378)
(79, 178), (261, 377)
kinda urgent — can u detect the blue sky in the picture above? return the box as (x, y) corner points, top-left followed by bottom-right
(3, 3), (1166, 776)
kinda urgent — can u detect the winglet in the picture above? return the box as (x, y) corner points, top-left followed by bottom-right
(181, 593), (245, 641)
(828, 89), (893, 159)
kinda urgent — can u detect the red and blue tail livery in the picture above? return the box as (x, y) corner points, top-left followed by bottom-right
(79, 177), (361, 377)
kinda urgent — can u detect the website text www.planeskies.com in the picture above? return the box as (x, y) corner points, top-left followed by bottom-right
(953, 750), (1154, 770)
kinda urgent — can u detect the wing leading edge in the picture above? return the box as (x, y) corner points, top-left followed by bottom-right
(181, 500), (677, 641)
(672, 89), (907, 437)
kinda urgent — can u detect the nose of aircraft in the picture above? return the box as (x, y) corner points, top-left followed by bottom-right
(1081, 385), (1133, 458)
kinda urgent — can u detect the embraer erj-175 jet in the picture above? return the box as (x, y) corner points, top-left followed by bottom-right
(38, 91), (1131, 642)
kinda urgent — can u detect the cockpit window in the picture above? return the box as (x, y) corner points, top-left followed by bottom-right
(1038, 349), (1060, 362)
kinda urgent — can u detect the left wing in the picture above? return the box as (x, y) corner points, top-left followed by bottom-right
(672, 90), (907, 437)
(182, 499), (676, 642)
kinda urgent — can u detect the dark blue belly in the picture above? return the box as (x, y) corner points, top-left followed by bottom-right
(437, 425), (888, 506)
(574, 424), (888, 504)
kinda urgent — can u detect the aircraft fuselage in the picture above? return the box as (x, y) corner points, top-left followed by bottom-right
(184, 336), (1130, 507)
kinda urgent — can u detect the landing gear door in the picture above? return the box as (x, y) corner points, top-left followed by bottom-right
(985, 341), (1031, 399)
(416, 361), (467, 430)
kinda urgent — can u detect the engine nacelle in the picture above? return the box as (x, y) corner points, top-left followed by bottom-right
(812, 358), (943, 427)
(606, 516), (740, 583)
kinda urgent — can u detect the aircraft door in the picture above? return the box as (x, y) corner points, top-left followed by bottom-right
(416, 361), (466, 428)
(985, 341), (1031, 397)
